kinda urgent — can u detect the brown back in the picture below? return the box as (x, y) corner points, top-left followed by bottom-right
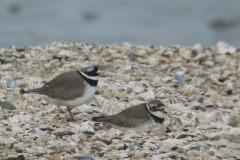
(29, 70), (85, 100)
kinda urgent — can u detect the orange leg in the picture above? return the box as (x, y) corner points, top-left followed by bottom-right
(67, 106), (75, 121)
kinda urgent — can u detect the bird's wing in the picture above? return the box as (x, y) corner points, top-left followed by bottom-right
(93, 104), (150, 128)
(28, 71), (85, 100)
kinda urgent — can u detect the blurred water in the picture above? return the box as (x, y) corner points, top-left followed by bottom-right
(0, 0), (240, 47)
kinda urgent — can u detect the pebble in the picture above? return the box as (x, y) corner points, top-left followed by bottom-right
(174, 74), (186, 86)
(53, 128), (75, 136)
(52, 154), (61, 160)
(74, 156), (97, 160)
(4, 154), (25, 160)
(39, 126), (55, 131)
(0, 102), (17, 110)
(15, 46), (26, 52)
(6, 79), (16, 88)
(12, 126), (24, 133)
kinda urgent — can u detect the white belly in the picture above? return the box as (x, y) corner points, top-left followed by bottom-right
(39, 83), (97, 108)
(109, 118), (159, 132)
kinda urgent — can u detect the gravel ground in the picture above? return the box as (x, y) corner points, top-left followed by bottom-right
(0, 42), (240, 160)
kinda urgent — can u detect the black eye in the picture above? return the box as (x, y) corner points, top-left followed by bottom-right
(152, 105), (156, 109)
(94, 66), (98, 72)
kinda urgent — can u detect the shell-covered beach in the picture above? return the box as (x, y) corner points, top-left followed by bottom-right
(0, 42), (240, 159)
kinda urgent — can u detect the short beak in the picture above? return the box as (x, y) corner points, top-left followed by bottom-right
(99, 73), (106, 77)
(161, 109), (167, 114)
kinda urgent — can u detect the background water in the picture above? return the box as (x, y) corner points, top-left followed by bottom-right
(0, 0), (240, 48)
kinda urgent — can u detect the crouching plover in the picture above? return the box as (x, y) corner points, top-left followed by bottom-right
(92, 100), (167, 132)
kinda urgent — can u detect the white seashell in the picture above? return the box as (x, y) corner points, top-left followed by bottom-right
(122, 133), (141, 142)
(12, 126), (24, 133)
(7, 79), (16, 88)
(143, 141), (158, 150)
(1, 120), (9, 125)
(79, 121), (94, 132)
(150, 125), (167, 136)
(71, 135), (80, 142)
(175, 133), (198, 139)
(152, 153), (171, 160)
(202, 131), (240, 143)
(9, 115), (20, 123)
(139, 80), (151, 88)
(138, 88), (155, 100)
(0, 106), (3, 119)
(204, 61), (214, 66)
(216, 41), (236, 55)
(57, 50), (72, 57)
(126, 81), (142, 89)
(210, 110), (223, 121)
(203, 99), (215, 108)
(226, 115), (240, 127)
(157, 64), (169, 71)
(0, 137), (16, 146)
(192, 43), (203, 51)
(13, 142), (25, 151)
(122, 65), (132, 71)
(162, 76), (173, 82)
(132, 85), (145, 93)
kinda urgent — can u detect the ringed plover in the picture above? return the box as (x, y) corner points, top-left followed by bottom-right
(20, 66), (103, 121)
(92, 100), (167, 132)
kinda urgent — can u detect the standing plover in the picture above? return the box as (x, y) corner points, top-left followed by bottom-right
(21, 66), (103, 121)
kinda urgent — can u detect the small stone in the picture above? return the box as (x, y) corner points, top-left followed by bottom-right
(179, 157), (186, 160)
(0, 102), (17, 110)
(6, 128), (12, 131)
(7, 79), (16, 88)
(34, 151), (47, 157)
(169, 155), (176, 159)
(150, 125), (167, 136)
(39, 126), (55, 131)
(53, 128), (75, 136)
(157, 64), (169, 71)
(53, 54), (63, 60)
(189, 146), (200, 151)
(57, 50), (72, 57)
(50, 119), (64, 125)
(71, 135), (80, 142)
(176, 148), (185, 154)
(205, 61), (214, 66)
(209, 151), (215, 156)
(215, 139), (228, 148)
(4, 154), (25, 160)
(171, 146), (178, 150)
(174, 74), (186, 86)
(30, 129), (38, 134)
(12, 126), (24, 133)
(27, 76), (37, 83)
(134, 154), (145, 159)
(198, 96), (204, 103)
(14, 142), (25, 151)
(74, 156), (96, 160)
(15, 46), (26, 52)
(6, 57), (15, 62)
(117, 144), (128, 150)
(52, 154), (61, 160)
(120, 45), (136, 53)
(116, 91), (127, 99)
(227, 115), (240, 127)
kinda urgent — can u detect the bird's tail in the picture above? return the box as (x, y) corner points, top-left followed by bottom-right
(92, 115), (113, 123)
(92, 117), (100, 122)
(20, 89), (30, 94)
